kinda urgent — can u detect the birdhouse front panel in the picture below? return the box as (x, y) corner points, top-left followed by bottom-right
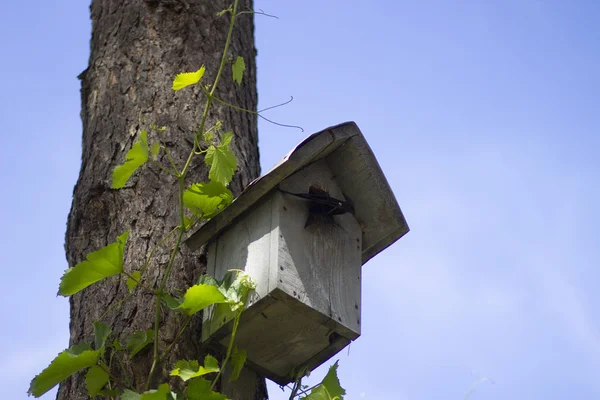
(202, 159), (362, 384)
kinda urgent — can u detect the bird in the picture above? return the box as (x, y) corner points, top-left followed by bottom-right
(278, 186), (354, 216)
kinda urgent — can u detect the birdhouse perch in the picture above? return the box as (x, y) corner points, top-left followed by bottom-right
(185, 121), (409, 384)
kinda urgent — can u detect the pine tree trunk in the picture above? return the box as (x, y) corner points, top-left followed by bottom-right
(59, 1), (265, 398)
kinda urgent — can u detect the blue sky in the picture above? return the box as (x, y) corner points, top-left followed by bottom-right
(1, 1), (599, 399)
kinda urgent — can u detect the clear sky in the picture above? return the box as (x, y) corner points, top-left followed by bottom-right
(1, 1), (599, 399)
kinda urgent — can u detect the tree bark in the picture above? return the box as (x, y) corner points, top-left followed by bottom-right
(59, 1), (265, 398)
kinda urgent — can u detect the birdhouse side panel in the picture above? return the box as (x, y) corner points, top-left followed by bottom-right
(274, 160), (362, 337)
(203, 195), (277, 340)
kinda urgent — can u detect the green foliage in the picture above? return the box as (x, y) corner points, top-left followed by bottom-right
(140, 384), (174, 400)
(93, 321), (112, 350)
(219, 270), (256, 311)
(58, 231), (130, 296)
(127, 270), (142, 292)
(170, 355), (220, 381)
(126, 329), (154, 358)
(172, 66), (206, 91)
(85, 365), (109, 397)
(205, 131), (237, 185)
(183, 181), (233, 219)
(302, 362), (346, 400)
(28, 343), (99, 397)
(232, 56), (245, 85)
(185, 378), (228, 400)
(178, 284), (229, 316)
(122, 389), (143, 400)
(229, 347), (246, 382)
(150, 142), (161, 158)
(112, 131), (150, 189)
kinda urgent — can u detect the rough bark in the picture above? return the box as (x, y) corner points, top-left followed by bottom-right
(59, 1), (265, 399)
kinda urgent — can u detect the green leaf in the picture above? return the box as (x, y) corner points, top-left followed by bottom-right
(170, 355), (220, 382)
(140, 383), (173, 400)
(58, 232), (130, 296)
(229, 347), (246, 382)
(111, 338), (123, 351)
(150, 142), (161, 158)
(85, 365), (109, 397)
(220, 270), (256, 311)
(303, 385), (330, 400)
(197, 274), (219, 287)
(178, 284), (229, 316)
(122, 389), (142, 400)
(232, 56), (245, 85)
(127, 270), (142, 292)
(161, 293), (183, 310)
(204, 354), (219, 371)
(320, 361), (345, 399)
(185, 378), (227, 400)
(112, 131), (149, 188)
(304, 361), (345, 400)
(183, 181), (233, 219)
(172, 66), (206, 91)
(205, 132), (237, 185)
(126, 329), (154, 358)
(28, 343), (99, 397)
(93, 321), (112, 350)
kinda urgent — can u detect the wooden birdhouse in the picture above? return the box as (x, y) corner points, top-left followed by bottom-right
(185, 121), (409, 384)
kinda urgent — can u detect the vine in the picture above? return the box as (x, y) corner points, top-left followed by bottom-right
(28, 3), (345, 399)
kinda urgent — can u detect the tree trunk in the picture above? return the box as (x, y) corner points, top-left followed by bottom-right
(59, 0), (265, 398)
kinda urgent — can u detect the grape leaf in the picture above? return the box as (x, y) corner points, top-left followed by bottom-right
(170, 355), (219, 382)
(229, 347), (246, 382)
(122, 389), (142, 400)
(127, 270), (142, 292)
(178, 284), (229, 316)
(85, 365), (109, 397)
(58, 231), (130, 296)
(126, 329), (154, 358)
(112, 131), (149, 188)
(303, 361), (345, 400)
(93, 321), (112, 350)
(28, 343), (99, 397)
(150, 142), (161, 158)
(220, 270), (256, 310)
(183, 181), (233, 219)
(160, 293), (183, 311)
(140, 384), (173, 400)
(172, 66), (206, 91)
(185, 378), (227, 400)
(303, 385), (330, 400)
(320, 361), (345, 399)
(232, 56), (245, 85)
(205, 132), (237, 185)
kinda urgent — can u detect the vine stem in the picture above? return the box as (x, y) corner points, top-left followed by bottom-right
(145, 0), (239, 390)
(210, 310), (242, 391)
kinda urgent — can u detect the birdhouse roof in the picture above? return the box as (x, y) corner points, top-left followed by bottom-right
(185, 121), (409, 264)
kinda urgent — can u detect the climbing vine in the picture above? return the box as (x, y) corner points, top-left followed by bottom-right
(28, 2), (345, 400)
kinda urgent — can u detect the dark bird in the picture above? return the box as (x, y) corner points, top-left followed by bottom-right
(278, 186), (355, 217)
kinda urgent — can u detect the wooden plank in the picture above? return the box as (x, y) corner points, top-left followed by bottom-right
(202, 195), (274, 341)
(276, 160), (362, 335)
(325, 131), (409, 263)
(184, 122), (358, 251)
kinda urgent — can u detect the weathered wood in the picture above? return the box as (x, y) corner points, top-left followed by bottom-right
(201, 160), (363, 384)
(186, 121), (409, 264)
(61, 1), (265, 398)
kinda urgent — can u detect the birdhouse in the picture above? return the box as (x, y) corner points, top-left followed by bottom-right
(185, 121), (409, 384)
